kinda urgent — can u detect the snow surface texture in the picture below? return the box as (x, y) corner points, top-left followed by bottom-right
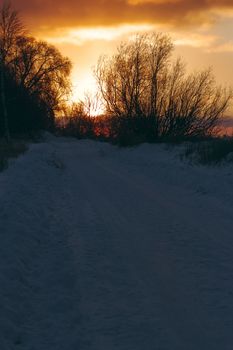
(1, 135), (233, 350)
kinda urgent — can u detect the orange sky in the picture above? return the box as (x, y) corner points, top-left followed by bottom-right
(12, 0), (233, 110)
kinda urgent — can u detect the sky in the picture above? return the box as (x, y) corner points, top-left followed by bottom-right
(11, 0), (233, 110)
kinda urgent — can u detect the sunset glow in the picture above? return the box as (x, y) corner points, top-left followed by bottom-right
(70, 76), (104, 116)
(13, 0), (233, 110)
(45, 24), (155, 45)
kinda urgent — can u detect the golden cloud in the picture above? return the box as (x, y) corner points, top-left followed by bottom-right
(15, 0), (233, 34)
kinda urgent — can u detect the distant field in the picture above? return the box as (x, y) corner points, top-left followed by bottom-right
(219, 117), (233, 136)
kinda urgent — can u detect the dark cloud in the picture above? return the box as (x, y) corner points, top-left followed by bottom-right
(11, 0), (233, 32)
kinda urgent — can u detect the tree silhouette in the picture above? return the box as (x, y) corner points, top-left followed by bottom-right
(95, 33), (232, 142)
(0, 2), (72, 136)
(0, 1), (24, 140)
(10, 36), (72, 126)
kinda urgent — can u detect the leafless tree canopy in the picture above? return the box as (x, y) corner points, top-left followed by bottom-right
(10, 36), (72, 113)
(0, 2), (72, 135)
(0, 1), (24, 60)
(0, 1), (25, 139)
(95, 33), (232, 139)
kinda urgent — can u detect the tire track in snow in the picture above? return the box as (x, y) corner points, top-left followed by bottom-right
(1, 138), (233, 350)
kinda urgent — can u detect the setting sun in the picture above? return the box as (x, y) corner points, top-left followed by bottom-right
(70, 75), (97, 103)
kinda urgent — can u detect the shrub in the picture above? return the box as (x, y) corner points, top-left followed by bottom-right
(0, 139), (27, 171)
(183, 137), (233, 165)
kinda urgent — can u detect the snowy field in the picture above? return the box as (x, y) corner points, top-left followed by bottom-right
(1, 134), (233, 350)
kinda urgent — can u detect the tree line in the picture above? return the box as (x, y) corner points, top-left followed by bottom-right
(1, 2), (232, 144)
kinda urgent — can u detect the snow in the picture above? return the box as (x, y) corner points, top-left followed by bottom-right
(0, 135), (233, 349)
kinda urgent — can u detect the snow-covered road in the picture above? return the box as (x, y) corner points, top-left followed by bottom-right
(1, 136), (233, 349)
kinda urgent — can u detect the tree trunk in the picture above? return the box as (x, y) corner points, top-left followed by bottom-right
(0, 60), (10, 142)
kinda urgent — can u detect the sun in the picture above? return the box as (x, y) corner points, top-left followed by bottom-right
(70, 74), (104, 116)
(70, 74), (96, 101)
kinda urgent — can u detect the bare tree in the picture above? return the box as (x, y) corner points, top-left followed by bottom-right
(0, 1), (24, 140)
(82, 91), (103, 117)
(159, 67), (232, 138)
(10, 36), (71, 117)
(95, 33), (172, 118)
(95, 32), (232, 140)
(0, 2), (72, 134)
